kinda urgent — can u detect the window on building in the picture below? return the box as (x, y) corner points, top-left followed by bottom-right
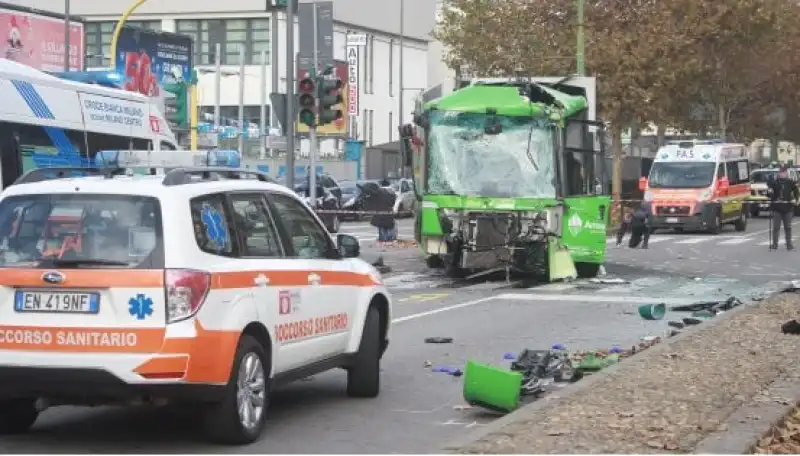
(199, 105), (268, 129)
(367, 35), (375, 94)
(368, 110), (374, 146)
(176, 18), (270, 66)
(84, 20), (162, 68)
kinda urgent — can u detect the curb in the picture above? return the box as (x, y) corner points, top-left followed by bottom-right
(441, 280), (793, 453)
(694, 375), (800, 453)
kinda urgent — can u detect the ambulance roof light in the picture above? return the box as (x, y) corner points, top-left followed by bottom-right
(94, 150), (242, 169)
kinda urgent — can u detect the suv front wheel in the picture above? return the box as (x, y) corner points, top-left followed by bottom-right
(346, 306), (381, 397)
(0, 399), (39, 434)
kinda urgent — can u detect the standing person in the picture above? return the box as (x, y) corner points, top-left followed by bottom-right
(627, 203), (652, 249)
(768, 166), (800, 250)
(616, 207), (633, 246)
(360, 182), (396, 243)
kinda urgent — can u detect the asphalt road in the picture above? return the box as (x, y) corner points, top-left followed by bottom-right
(0, 217), (789, 453)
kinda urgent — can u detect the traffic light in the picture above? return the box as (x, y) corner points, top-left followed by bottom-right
(163, 81), (188, 127)
(317, 69), (343, 126)
(298, 74), (316, 128)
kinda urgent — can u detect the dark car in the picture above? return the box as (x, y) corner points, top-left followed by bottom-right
(276, 176), (341, 233)
(339, 180), (365, 220)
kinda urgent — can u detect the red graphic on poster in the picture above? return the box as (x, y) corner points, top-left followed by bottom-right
(149, 115), (161, 133)
(0, 8), (84, 71)
(123, 51), (160, 97)
(279, 291), (291, 315)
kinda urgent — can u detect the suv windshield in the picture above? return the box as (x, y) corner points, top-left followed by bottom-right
(0, 194), (163, 268)
(426, 111), (555, 198)
(648, 162), (716, 188)
(751, 170), (777, 183)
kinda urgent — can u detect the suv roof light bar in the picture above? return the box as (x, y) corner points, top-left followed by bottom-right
(162, 167), (276, 186)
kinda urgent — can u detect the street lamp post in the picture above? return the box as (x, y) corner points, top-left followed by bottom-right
(63, 0), (71, 71)
(109, 0), (149, 70)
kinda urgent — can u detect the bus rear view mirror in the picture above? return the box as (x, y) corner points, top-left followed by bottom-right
(638, 177), (647, 191)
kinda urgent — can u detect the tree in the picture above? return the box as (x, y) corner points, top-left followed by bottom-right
(434, 0), (691, 221)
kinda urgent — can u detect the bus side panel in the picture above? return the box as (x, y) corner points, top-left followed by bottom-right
(562, 196), (610, 264)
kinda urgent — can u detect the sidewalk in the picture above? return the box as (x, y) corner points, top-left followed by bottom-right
(446, 289), (800, 454)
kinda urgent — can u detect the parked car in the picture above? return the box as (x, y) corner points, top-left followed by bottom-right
(390, 178), (417, 217)
(276, 176), (342, 233)
(340, 180), (366, 221)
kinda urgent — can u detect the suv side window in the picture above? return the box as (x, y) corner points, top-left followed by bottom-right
(190, 194), (236, 256)
(228, 193), (283, 257)
(268, 192), (334, 259)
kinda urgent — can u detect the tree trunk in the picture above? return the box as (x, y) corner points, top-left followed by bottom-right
(656, 124), (666, 148)
(718, 104), (727, 141)
(610, 126), (624, 226)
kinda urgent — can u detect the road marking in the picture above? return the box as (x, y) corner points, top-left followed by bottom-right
(392, 296), (495, 323)
(645, 236), (675, 244)
(500, 292), (702, 305)
(393, 291), (702, 323)
(673, 237), (711, 244)
(397, 293), (450, 303)
(717, 237), (752, 245)
(532, 282), (578, 291)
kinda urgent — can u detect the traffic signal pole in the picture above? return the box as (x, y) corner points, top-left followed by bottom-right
(309, 0), (320, 208)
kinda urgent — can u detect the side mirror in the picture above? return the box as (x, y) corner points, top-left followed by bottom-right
(638, 177), (648, 191)
(337, 234), (360, 258)
(717, 176), (729, 191)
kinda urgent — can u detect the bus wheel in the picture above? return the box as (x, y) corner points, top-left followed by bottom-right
(734, 211), (747, 232)
(575, 262), (601, 278)
(708, 209), (723, 234)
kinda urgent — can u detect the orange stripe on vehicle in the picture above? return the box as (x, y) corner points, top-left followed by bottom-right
(0, 269), (164, 288)
(210, 270), (378, 289)
(134, 355), (189, 379)
(151, 321), (239, 384)
(0, 326), (165, 353)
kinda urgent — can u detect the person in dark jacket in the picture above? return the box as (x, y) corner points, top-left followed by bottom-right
(619, 203), (651, 248)
(768, 166), (800, 250)
(360, 182), (396, 242)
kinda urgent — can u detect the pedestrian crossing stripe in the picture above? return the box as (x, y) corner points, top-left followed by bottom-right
(674, 237), (711, 244)
(717, 237), (752, 245)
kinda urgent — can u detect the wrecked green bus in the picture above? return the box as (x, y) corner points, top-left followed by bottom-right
(409, 77), (609, 281)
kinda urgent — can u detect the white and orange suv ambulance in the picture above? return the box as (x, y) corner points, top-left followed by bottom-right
(0, 151), (392, 444)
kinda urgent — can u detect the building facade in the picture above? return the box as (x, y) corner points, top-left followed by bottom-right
(17, 0), (436, 158)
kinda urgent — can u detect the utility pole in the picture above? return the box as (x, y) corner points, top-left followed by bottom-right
(63, 0), (71, 71)
(214, 43), (221, 128)
(285, 0), (296, 189)
(271, 8), (280, 137)
(309, 0), (319, 207)
(260, 50), (268, 159)
(576, 0), (585, 76)
(398, 0), (406, 177)
(238, 46), (245, 156)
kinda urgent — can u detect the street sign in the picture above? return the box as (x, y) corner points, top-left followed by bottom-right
(346, 33), (367, 46)
(297, 1), (334, 71)
(265, 135), (288, 150)
(270, 92), (288, 131)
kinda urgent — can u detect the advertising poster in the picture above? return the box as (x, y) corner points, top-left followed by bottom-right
(296, 59), (348, 137)
(346, 45), (359, 117)
(115, 26), (193, 122)
(0, 7), (84, 72)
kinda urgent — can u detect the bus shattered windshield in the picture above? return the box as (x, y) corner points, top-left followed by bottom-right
(426, 111), (556, 198)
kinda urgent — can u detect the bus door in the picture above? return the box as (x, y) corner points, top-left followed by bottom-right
(560, 118), (610, 264)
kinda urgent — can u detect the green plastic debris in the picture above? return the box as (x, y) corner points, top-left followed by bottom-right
(638, 303), (666, 320)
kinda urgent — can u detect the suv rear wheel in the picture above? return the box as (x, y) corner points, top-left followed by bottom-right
(203, 335), (269, 444)
(347, 306), (381, 398)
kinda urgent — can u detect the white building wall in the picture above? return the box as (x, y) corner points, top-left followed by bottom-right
(14, 0), (432, 158)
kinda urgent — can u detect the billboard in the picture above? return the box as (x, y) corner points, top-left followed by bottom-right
(114, 26), (193, 126)
(296, 59), (348, 137)
(0, 6), (84, 71)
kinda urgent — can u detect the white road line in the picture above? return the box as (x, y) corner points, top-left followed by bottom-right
(673, 237), (712, 244)
(645, 236), (675, 244)
(392, 296), (495, 323)
(393, 291), (704, 323)
(717, 237), (753, 245)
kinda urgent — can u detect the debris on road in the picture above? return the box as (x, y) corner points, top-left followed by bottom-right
(781, 319), (800, 335)
(432, 366), (463, 376)
(370, 255), (393, 274)
(451, 293), (800, 454)
(424, 337), (454, 344)
(588, 277), (629, 285)
(668, 320), (685, 329)
(638, 303), (666, 320)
